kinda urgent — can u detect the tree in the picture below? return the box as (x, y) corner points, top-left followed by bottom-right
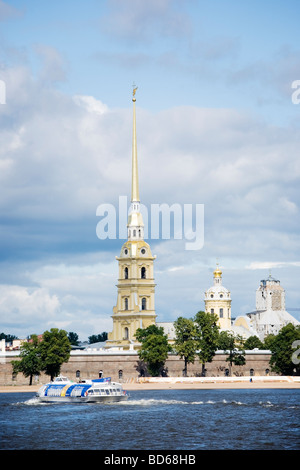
(263, 333), (277, 350)
(173, 317), (198, 376)
(244, 335), (264, 350)
(218, 330), (246, 376)
(39, 328), (71, 381)
(11, 335), (42, 385)
(194, 311), (220, 376)
(135, 325), (172, 377)
(269, 323), (300, 375)
(68, 332), (79, 346)
(88, 332), (108, 344)
(0, 332), (18, 342)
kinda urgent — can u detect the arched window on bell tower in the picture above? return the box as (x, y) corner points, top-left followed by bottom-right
(124, 298), (128, 310)
(124, 327), (129, 340)
(124, 267), (128, 279)
(141, 267), (146, 279)
(142, 297), (146, 310)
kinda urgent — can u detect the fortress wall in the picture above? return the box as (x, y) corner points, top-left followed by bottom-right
(0, 351), (274, 386)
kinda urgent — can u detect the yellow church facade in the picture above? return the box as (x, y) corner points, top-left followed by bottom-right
(106, 90), (156, 350)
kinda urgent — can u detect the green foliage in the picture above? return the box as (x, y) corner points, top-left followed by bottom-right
(194, 311), (220, 375)
(244, 335), (264, 350)
(12, 335), (42, 385)
(263, 333), (277, 350)
(88, 332), (108, 344)
(135, 325), (171, 376)
(0, 332), (18, 342)
(218, 330), (246, 375)
(269, 323), (300, 375)
(67, 332), (79, 346)
(173, 317), (198, 376)
(39, 328), (71, 381)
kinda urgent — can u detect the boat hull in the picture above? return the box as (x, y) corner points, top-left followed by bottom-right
(36, 394), (129, 404)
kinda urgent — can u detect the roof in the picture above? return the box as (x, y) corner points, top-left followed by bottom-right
(246, 309), (300, 326)
(84, 341), (107, 349)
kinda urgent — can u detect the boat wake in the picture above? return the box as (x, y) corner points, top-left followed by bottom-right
(113, 398), (269, 407)
(113, 398), (299, 409)
(15, 397), (299, 410)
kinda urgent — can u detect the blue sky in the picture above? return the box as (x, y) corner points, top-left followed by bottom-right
(0, 0), (300, 340)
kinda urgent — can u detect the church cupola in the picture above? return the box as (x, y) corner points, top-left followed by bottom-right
(204, 262), (232, 330)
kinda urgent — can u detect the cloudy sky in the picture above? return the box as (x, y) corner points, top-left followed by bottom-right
(0, 0), (300, 341)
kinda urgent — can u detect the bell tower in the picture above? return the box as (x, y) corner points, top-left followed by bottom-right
(106, 89), (156, 350)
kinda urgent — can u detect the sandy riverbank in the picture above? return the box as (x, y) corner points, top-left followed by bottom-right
(1, 378), (300, 393)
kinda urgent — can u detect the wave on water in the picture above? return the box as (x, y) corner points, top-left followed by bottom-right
(115, 398), (300, 409)
(114, 398), (248, 407)
(13, 397), (49, 406)
(13, 397), (299, 410)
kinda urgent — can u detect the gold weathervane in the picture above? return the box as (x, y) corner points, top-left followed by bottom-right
(132, 85), (138, 101)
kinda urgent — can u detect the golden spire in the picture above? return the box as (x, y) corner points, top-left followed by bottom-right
(131, 86), (139, 203)
(127, 86), (144, 241)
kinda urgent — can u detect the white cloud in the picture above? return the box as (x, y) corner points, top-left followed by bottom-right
(246, 261), (300, 270)
(0, 285), (60, 334)
(73, 95), (108, 115)
(34, 44), (67, 83)
(1, 59), (300, 338)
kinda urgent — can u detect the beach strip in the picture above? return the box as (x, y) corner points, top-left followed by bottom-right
(1, 376), (299, 393)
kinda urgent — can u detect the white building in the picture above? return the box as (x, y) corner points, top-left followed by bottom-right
(204, 264), (232, 330)
(234, 274), (299, 341)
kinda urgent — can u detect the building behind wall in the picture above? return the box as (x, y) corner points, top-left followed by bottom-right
(234, 274), (299, 341)
(204, 264), (232, 330)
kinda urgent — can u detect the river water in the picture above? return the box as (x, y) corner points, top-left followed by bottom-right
(0, 388), (299, 450)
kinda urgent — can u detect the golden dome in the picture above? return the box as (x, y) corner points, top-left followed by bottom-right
(213, 265), (222, 278)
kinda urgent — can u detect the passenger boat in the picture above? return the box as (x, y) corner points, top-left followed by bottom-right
(36, 375), (129, 403)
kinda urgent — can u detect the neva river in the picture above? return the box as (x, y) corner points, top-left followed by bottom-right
(1, 389), (299, 450)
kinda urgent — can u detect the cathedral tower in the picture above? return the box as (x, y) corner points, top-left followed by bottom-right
(106, 89), (156, 350)
(204, 264), (232, 330)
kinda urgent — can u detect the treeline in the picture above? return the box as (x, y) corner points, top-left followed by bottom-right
(6, 312), (300, 384)
(67, 331), (108, 346)
(1, 331), (108, 346)
(136, 311), (300, 377)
